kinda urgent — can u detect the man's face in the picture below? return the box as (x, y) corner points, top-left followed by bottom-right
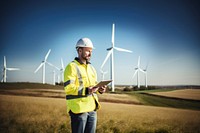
(79, 47), (93, 61)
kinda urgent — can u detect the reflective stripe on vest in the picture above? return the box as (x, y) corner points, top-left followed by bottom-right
(64, 62), (84, 95)
(88, 64), (96, 76)
(72, 62), (84, 95)
(64, 80), (75, 87)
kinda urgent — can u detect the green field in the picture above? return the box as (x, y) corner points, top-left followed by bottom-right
(0, 83), (200, 133)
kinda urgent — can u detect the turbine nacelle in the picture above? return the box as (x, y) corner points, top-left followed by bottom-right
(107, 47), (113, 51)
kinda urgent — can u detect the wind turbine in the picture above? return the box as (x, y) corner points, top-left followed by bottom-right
(143, 62), (149, 88)
(100, 69), (108, 80)
(53, 58), (65, 84)
(34, 49), (59, 84)
(101, 23), (132, 92)
(132, 56), (145, 88)
(52, 70), (56, 85)
(60, 58), (65, 83)
(1, 56), (20, 82)
(57, 74), (60, 84)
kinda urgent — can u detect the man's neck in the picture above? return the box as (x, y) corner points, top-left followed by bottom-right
(75, 57), (88, 64)
(80, 58), (87, 64)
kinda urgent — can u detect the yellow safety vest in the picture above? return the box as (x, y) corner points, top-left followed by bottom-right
(64, 58), (101, 114)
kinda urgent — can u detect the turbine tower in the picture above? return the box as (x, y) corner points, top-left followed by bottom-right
(132, 56), (145, 88)
(34, 49), (59, 84)
(52, 70), (56, 85)
(101, 23), (132, 92)
(1, 56), (20, 82)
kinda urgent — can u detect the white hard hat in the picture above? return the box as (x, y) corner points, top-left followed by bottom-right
(76, 38), (94, 49)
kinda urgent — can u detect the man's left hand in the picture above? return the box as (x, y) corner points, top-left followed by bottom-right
(98, 85), (107, 94)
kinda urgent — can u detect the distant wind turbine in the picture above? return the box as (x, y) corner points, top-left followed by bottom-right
(60, 58), (65, 83)
(52, 70), (56, 85)
(143, 62), (149, 88)
(34, 49), (59, 84)
(1, 56), (20, 82)
(100, 69), (108, 80)
(101, 23), (132, 92)
(52, 58), (65, 83)
(132, 56), (145, 88)
(57, 74), (60, 84)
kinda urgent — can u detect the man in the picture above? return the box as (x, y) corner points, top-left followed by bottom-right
(64, 38), (106, 133)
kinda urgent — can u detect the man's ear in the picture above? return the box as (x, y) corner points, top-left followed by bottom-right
(78, 48), (81, 53)
(77, 48), (82, 54)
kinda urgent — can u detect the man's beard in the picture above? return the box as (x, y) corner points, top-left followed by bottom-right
(84, 56), (90, 62)
(82, 53), (91, 62)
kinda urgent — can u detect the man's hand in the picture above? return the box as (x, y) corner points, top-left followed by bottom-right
(98, 85), (107, 94)
(88, 87), (99, 94)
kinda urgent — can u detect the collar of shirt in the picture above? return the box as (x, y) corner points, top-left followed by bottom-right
(74, 57), (91, 65)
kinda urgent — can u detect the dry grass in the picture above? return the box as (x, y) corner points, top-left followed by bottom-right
(1, 94), (200, 133)
(0, 88), (65, 98)
(0, 94), (70, 133)
(98, 93), (141, 104)
(98, 102), (200, 133)
(0, 88), (141, 105)
(151, 89), (200, 100)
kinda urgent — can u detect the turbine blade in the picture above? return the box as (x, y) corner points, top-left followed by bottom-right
(101, 49), (113, 69)
(45, 49), (51, 61)
(100, 69), (103, 73)
(112, 23), (115, 47)
(114, 47), (132, 53)
(145, 62), (149, 71)
(46, 62), (59, 70)
(139, 68), (145, 73)
(100, 69), (108, 74)
(61, 58), (64, 70)
(104, 71), (108, 75)
(138, 56), (140, 67)
(132, 70), (137, 79)
(7, 68), (20, 71)
(34, 63), (44, 73)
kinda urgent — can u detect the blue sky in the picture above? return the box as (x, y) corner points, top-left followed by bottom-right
(1, 0), (200, 85)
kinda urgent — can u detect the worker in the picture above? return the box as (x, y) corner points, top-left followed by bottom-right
(64, 37), (107, 133)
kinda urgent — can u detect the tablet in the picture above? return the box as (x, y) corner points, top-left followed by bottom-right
(94, 80), (112, 87)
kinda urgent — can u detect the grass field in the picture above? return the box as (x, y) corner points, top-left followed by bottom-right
(151, 89), (200, 100)
(0, 83), (200, 133)
(0, 94), (200, 133)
